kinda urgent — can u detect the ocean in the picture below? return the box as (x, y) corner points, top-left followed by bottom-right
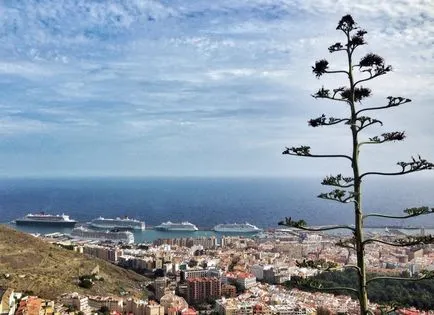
(0, 176), (433, 242)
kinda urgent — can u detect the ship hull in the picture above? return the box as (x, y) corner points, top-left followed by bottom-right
(90, 223), (145, 231)
(213, 229), (260, 233)
(15, 220), (77, 227)
(154, 221), (198, 231)
(71, 228), (134, 244)
(154, 227), (198, 232)
(213, 223), (262, 233)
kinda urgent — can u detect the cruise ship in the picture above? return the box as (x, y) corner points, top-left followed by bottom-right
(90, 216), (145, 230)
(213, 223), (262, 233)
(71, 226), (134, 244)
(154, 221), (198, 231)
(15, 213), (77, 227)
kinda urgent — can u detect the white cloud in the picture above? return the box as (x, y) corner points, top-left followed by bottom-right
(0, 117), (52, 135)
(0, 61), (56, 78)
(0, 0), (432, 176)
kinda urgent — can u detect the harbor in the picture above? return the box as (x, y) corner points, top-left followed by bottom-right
(4, 221), (433, 244)
(7, 213), (268, 243)
(5, 222), (257, 243)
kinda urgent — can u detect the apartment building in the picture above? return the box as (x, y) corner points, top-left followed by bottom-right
(186, 277), (221, 304)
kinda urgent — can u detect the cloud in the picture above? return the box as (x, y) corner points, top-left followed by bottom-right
(0, 116), (51, 135)
(0, 0), (432, 176)
(0, 61), (56, 78)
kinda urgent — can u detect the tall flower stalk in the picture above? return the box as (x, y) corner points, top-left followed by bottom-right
(280, 15), (434, 314)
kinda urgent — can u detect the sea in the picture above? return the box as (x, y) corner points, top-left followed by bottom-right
(0, 176), (433, 243)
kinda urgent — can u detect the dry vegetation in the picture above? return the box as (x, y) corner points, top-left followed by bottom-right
(0, 225), (147, 299)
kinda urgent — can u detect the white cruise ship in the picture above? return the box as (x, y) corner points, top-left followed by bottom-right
(154, 221), (198, 231)
(71, 226), (134, 244)
(213, 223), (262, 233)
(15, 213), (77, 227)
(90, 216), (145, 230)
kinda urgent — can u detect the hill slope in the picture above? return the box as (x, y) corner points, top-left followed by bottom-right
(0, 225), (147, 299)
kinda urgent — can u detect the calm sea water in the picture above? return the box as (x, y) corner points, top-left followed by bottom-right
(0, 176), (433, 242)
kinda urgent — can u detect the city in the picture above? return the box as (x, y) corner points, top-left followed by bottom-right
(1, 226), (433, 315)
(0, 1), (433, 315)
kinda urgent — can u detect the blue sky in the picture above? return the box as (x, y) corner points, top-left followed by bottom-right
(0, 0), (433, 177)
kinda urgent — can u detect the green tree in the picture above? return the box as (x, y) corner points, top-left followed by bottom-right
(188, 259), (198, 268)
(317, 306), (332, 315)
(287, 269), (434, 310)
(78, 277), (93, 289)
(279, 14), (434, 314)
(66, 304), (77, 312)
(99, 306), (110, 315)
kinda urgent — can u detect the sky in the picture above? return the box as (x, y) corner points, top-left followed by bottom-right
(0, 0), (433, 177)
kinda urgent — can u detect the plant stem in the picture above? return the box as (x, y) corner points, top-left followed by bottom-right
(346, 31), (369, 314)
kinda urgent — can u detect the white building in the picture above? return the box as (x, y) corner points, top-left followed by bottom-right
(0, 289), (21, 315)
(236, 274), (257, 290)
(60, 292), (91, 315)
(250, 264), (274, 281)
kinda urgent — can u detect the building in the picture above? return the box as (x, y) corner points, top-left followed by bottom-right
(250, 264), (265, 280)
(225, 272), (256, 290)
(215, 299), (257, 315)
(83, 245), (122, 263)
(87, 296), (123, 312)
(186, 277), (221, 304)
(159, 294), (188, 315)
(124, 298), (143, 315)
(154, 237), (217, 249)
(181, 269), (208, 280)
(221, 284), (237, 298)
(60, 292), (91, 314)
(235, 273), (256, 290)
(177, 283), (188, 299)
(155, 277), (169, 301)
(181, 268), (221, 281)
(84, 296), (164, 315)
(263, 267), (276, 284)
(253, 303), (273, 315)
(118, 255), (154, 270)
(408, 248), (424, 261)
(145, 301), (165, 315)
(180, 308), (197, 315)
(215, 299), (237, 315)
(16, 296), (54, 315)
(0, 288), (15, 315)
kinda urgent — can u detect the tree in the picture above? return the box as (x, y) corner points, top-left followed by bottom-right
(317, 306), (332, 315)
(188, 259), (198, 268)
(78, 275), (94, 289)
(279, 14), (434, 314)
(154, 268), (165, 278)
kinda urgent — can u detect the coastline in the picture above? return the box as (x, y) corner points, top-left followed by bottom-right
(3, 222), (432, 244)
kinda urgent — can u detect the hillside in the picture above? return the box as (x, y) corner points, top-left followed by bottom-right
(0, 225), (147, 299)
